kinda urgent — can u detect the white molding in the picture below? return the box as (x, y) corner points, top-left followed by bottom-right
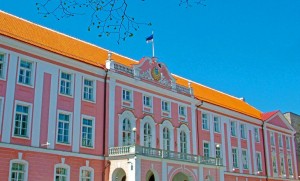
(263, 124), (270, 176)
(54, 163), (70, 181)
(0, 97), (4, 134)
(247, 127), (252, 174)
(209, 113), (215, 157)
(0, 142), (104, 160)
(16, 57), (36, 88)
(191, 105), (197, 154)
(31, 62), (44, 147)
(1, 53), (18, 143)
(108, 78), (116, 147)
(221, 118), (226, 167)
(291, 137), (298, 178)
(118, 110), (137, 146)
(72, 73), (82, 152)
(177, 124), (191, 154)
(252, 125), (257, 173)
(237, 121), (242, 173)
(265, 123), (295, 135)
(82, 76), (97, 103)
(47, 67), (59, 149)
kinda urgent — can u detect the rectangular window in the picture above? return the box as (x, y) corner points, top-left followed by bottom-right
(55, 167), (67, 181)
(122, 89), (131, 101)
(202, 114), (209, 130)
(286, 137), (290, 149)
(178, 105), (186, 116)
(231, 121), (236, 136)
(83, 79), (94, 101)
(280, 154), (285, 175)
(0, 53), (4, 78)
(215, 144), (221, 158)
(81, 118), (94, 148)
(14, 105), (30, 137)
(214, 116), (220, 133)
(242, 150), (248, 169)
(11, 162), (25, 181)
(18, 60), (33, 85)
(203, 142), (210, 158)
(256, 152), (262, 171)
(278, 134), (283, 148)
(254, 127), (260, 142)
(240, 124), (247, 139)
(143, 95), (152, 107)
(81, 169), (92, 181)
(288, 157), (293, 175)
(232, 148), (238, 168)
(60, 72), (72, 96)
(57, 113), (71, 144)
(272, 150), (278, 173)
(162, 100), (170, 112)
(270, 132), (275, 146)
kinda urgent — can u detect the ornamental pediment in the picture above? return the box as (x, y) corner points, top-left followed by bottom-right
(133, 57), (176, 88)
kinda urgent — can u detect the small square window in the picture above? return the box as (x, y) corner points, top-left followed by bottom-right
(179, 105), (186, 116)
(18, 59), (33, 86)
(122, 89), (131, 101)
(162, 101), (170, 112)
(143, 95), (152, 107)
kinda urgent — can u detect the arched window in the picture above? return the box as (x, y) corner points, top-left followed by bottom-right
(180, 131), (187, 154)
(144, 123), (152, 147)
(122, 118), (132, 146)
(80, 166), (94, 181)
(54, 163), (70, 181)
(163, 127), (170, 151)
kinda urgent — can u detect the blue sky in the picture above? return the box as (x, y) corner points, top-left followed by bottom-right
(2, 0), (300, 114)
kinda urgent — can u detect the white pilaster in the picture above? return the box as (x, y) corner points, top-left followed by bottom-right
(135, 158), (141, 181)
(237, 122), (242, 173)
(219, 167), (225, 181)
(252, 126), (257, 173)
(292, 134), (298, 178)
(31, 62), (44, 147)
(247, 126), (252, 174)
(209, 114), (215, 157)
(221, 118), (226, 166)
(226, 119), (233, 171)
(108, 78), (116, 147)
(72, 73), (82, 152)
(263, 125), (270, 176)
(191, 105), (197, 154)
(1, 54), (17, 143)
(199, 165), (203, 181)
(47, 67), (59, 149)
(162, 161), (167, 181)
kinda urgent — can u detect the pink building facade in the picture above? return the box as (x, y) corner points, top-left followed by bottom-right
(0, 11), (298, 181)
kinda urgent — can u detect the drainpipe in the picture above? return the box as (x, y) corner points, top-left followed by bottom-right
(262, 122), (269, 181)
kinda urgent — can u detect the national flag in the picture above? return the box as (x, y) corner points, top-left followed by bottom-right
(146, 34), (154, 43)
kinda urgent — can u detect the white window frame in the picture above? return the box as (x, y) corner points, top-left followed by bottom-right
(202, 113), (209, 130)
(17, 59), (35, 87)
(0, 52), (7, 80)
(81, 115), (95, 149)
(118, 111), (137, 147)
(54, 163), (70, 181)
(56, 111), (73, 145)
(12, 101), (32, 139)
(232, 148), (238, 168)
(242, 149), (248, 169)
(162, 127), (170, 151)
(180, 131), (187, 154)
(231, 121), (237, 137)
(278, 134), (283, 148)
(80, 166), (94, 181)
(59, 71), (73, 97)
(256, 152), (262, 172)
(143, 94), (152, 107)
(178, 105), (186, 117)
(160, 120), (174, 151)
(287, 155), (293, 177)
(213, 116), (220, 133)
(254, 127), (260, 142)
(270, 132), (275, 146)
(9, 159), (29, 181)
(122, 89), (132, 101)
(203, 142), (210, 158)
(177, 125), (190, 154)
(272, 150), (278, 175)
(286, 136), (290, 150)
(82, 78), (96, 102)
(240, 124), (247, 139)
(215, 144), (221, 158)
(280, 153), (286, 177)
(143, 122), (152, 148)
(161, 100), (170, 112)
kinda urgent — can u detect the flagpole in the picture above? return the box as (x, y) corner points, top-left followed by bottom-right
(152, 31), (155, 57)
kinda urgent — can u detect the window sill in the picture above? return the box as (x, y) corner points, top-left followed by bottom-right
(80, 145), (95, 149)
(56, 142), (71, 146)
(82, 99), (96, 104)
(59, 93), (73, 98)
(17, 82), (34, 88)
(12, 135), (30, 140)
